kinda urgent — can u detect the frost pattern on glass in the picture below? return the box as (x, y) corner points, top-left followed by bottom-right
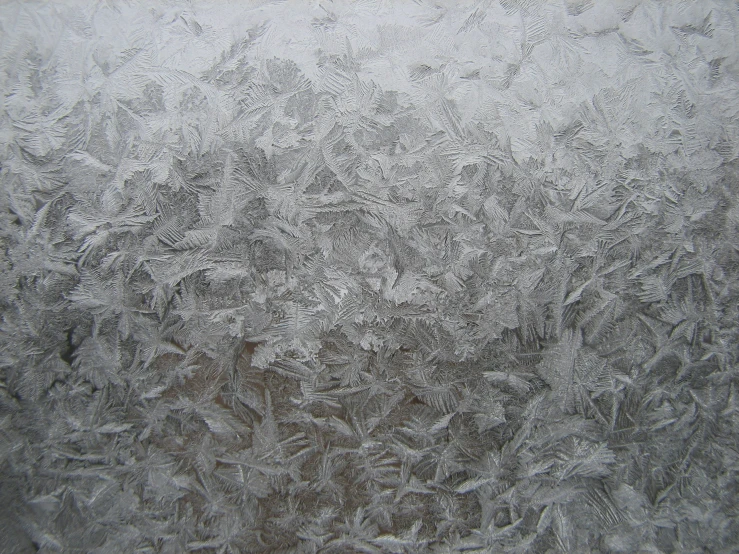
(1, 1), (738, 552)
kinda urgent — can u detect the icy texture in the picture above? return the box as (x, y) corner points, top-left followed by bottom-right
(1, 1), (738, 552)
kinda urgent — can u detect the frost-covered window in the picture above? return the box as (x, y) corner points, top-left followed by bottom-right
(0, 1), (737, 552)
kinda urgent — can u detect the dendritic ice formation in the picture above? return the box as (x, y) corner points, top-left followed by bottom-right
(1, 1), (738, 552)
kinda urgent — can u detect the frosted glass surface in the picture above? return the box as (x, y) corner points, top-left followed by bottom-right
(0, 1), (737, 552)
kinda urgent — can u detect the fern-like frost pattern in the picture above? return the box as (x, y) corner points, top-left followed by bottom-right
(1, 1), (738, 552)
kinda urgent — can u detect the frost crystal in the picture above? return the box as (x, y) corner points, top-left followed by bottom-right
(1, 1), (738, 552)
